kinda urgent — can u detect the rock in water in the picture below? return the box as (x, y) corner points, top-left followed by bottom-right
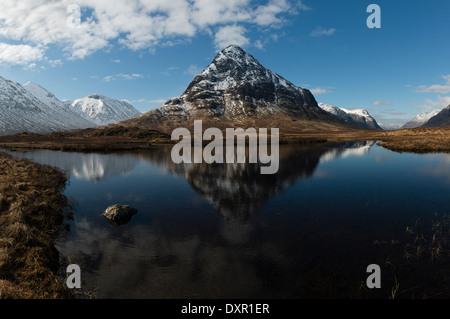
(103, 204), (137, 226)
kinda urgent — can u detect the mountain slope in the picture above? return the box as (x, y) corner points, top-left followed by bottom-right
(401, 109), (441, 129)
(318, 103), (382, 130)
(24, 82), (96, 128)
(421, 105), (450, 128)
(71, 94), (141, 126)
(0, 76), (96, 136)
(119, 45), (354, 133)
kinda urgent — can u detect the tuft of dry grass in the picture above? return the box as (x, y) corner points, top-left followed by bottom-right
(0, 152), (73, 299)
(366, 213), (450, 299)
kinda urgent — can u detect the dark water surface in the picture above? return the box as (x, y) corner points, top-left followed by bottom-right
(5, 142), (450, 298)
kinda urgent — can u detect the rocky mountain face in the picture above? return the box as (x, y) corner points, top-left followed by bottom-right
(0, 77), (95, 136)
(318, 103), (382, 130)
(119, 45), (352, 133)
(71, 94), (141, 126)
(400, 109), (441, 129)
(421, 105), (450, 128)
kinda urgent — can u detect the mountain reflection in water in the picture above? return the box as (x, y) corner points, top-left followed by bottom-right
(4, 141), (375, 221)
(8, 141), (428, 298)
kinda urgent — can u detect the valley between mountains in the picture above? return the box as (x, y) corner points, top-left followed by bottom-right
(0, 45), (449, 154)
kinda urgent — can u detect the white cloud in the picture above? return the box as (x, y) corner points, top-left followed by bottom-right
(372, 100), (392, 106)
(103, 73), (144, 82)
(254, 40), (264, 49)
(310, 27), (336, 37)
(0, 43), (44, 65)
(128, 98), (167, 104)
(214, 25), (249, 50)
(0, 0), (305, 62)
(253, 0), (291, 26)
(414, 96), (450, 111)
(310, 87), (332, 95)
(414, 75), (450, 110)
(415, 75), (450, 94)
(48, 59), (63, 67)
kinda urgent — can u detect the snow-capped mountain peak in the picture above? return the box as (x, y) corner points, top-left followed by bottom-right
(118, 45), (352, 133)
(318, 103), (382, 130)
(71, 93), (141, 126)
(192, 44), (301, 94)
(401, 109), (441, 129)
(0, 77), (96, 135)
(0, 75), (141, 136)
(420, 104), (450, 128)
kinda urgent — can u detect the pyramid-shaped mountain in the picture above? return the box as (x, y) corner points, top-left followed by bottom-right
(119, 45), (357, 133)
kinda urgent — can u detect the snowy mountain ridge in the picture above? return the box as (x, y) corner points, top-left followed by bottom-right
(318, 103), (382, 130)
(0, 76), (141, 135)
(71, 93), (141, 126)
(400, 110), (441, 129)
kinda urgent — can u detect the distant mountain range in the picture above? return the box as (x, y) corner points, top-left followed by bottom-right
(14, 45), (450, 136)
(118, 45), (363, 133)
(401, 105), (450, 129)
(0, 76), (140, 136)
(318, 103), (382, 130)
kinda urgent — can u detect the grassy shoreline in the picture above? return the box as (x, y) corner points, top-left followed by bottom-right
(0, 152), (72, 299)
(0, 126), (449, 154)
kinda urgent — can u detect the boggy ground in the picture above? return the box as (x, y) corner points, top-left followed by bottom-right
(0, 152), (72, 298)
(0, 125), (449, 154)
(282, 126), (450, 153)
(0, 126), (173, 152)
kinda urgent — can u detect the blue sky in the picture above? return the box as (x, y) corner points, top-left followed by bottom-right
(0, 0), (449, 128)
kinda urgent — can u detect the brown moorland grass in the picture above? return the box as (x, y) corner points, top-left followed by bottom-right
(280, 126), (450, 153)
(0, 126), (173, 152)
(1, 125), (449, 154)
(0, 152), (72, 299)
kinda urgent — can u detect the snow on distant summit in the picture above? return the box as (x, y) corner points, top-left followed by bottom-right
(318, 103), (382, 130)
(0, 75), (141, 136)
(420, 104), (450, 128)
(400, 109), (441, 129)
(24, 82), (96, 128)
(0, 76), (95, 136)
(71, 94), (141, 126)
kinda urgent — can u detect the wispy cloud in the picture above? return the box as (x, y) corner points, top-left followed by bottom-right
(414, 75), (450, 110)
(310, 27), (336, 37)
(128, 98), (168, 105)
(415, 75), (450, 94)
(310, 87), (333, 95)
(414, 96), (450, 111)
(184, 64), (203, 76)
(379, 109), (406, 116)
(103, 73), (144, 82)
(372, 100), (392, 106)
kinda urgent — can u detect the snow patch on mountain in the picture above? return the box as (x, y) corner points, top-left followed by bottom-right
(318, 103), (382, 130)
(0, 77), (96, 136)
(71, 94), (141, 126)
(401, 109), (441, 129)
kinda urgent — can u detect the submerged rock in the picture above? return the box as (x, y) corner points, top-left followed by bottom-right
(102, 204), (137, 226)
